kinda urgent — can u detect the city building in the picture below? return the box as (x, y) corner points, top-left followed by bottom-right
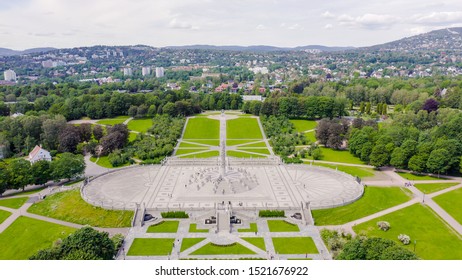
(3, 70), (17, 82)
(123, 67), (133, 76)
(155, 67), (164, 78)
(27, 145), (52, 164)
(142, 66), (151, 76)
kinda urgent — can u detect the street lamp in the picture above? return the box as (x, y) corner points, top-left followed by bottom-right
(413, 240), (417, 252)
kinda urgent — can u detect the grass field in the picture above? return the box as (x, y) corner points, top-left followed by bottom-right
(96, 116), (129, 126)
(237, 148), (271, 155)
(307, 148), (365, 165)
(238, 223), (258, 233)
(267, 220), (300, 232)
(414, 182), (460, 194)
(309, 162), (375, 179)
(183, 118), (219, 139)
(353, 204), (462, 260)
(191, 242), (256, 255)
(147, 221), (179, 233)
(127, 238), (174, 256)
(185, 140), (220, 146)
(312, 187), (412, 225)
(0, 209), (11, 224)
(0, 216), (76, 260)
(226, 140), (255, 146)
(396, 172), (445, 181)
(227, 118), (262, 139)
(179, 142), (209, 148)
(179, 151), (219, 158)
(272, 237), (319, 254)
(3, 187), (45, 197)
(128, 132), (138, 142)
(0, 197), (29, 209)
(180, 238), (206, 252)
(237, 141), (267, 148)
(90, 156), (130, 168)
(175, 148), (209, 155)
(227, 150), (266, 158)
(304, 131), (317, 143)
(290, 120), (317, 132)
(433, 187), (462, 224)
(127, 118), (153, 133)
(27, 189), (133, 228)
(189, 224), (209, 233)
(241, 237), (266, 251)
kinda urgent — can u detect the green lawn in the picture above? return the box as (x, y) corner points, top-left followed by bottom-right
(272, 237), (319, 254)
(96, 116), (129, 126)
(185, 139), (220, 146)
(0, 197), (29, 209)
(227, 118), (263, 139)
(183, 118), (219, 139)
(396, 172), (445, 181)
(0, 209), (11, 224)
(237, 141), (267, 148)
(127, 238), (174, 256)
(307, 148), (365, 165)
(181, 238), (206, 252)
(304, 131), (317, 143)
(290, 120), (317, 132)
(312, 187), (412, 225)
(147, 221), (179, 233)
(179, 151), (220, 158)
(227, 150), (266, 158)
(238, 223), (258, 232)
(191, 242), (256, 255)
(267, 220), (300, 232)
(179, 142), (209, 148)
(4, 187), (45, 197)
(353, 204), (462, 260)
(241, 237), (266, 251)
(189, 223), (209, 233)
(128, 132), (138, 142)
(90, 156), (130, 168)
(27, 189), (133, 228)
(0, 216), (76, 260)
(414, 182), (460, 194)
(127, 118), (153, 133)
(175, 148), (209, 155)
(237, 148), (270, 155)
(433, 187), (462, 225)
(310, 162), (375, 179)
(226, 140), (255, 146)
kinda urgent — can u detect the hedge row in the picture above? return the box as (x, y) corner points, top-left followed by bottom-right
(161, 211), (189, 218)
(258, 210), (285, 218)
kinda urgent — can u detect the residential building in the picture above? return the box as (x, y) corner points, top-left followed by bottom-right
(123, 67), (133, 76)
(4, 70), (17, 81)
(142, 66), (151, 76)
(27, 145), (52, 164)
(155, 67), (164, 78)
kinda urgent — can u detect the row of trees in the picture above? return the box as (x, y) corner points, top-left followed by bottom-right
(0, 153), (85, 195)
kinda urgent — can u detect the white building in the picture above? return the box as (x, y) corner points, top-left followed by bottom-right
(243, 95), (264, 102)
(123, 67), (133, 76)
(142, 66), (151, 76)
(4, 70), (17, 82)
(155, 67), (164, 78)
(27, 145), (52, 164)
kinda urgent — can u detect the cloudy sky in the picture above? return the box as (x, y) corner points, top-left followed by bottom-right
(1, 0), (462, 50)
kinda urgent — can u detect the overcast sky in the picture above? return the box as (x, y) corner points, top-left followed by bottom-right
(1, 0), (462, 50)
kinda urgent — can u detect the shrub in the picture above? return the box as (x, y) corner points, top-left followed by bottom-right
(398, 234), (411, 245)
(161, 211), (189, 218)
(377, 221), (390, 231)
(258, 210), (285, 218)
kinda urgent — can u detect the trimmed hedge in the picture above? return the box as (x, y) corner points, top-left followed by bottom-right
(161, 211), (189, 218)
(259, 210), (285, 218)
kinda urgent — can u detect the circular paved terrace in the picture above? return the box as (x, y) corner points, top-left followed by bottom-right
(82, 163), (363, 210)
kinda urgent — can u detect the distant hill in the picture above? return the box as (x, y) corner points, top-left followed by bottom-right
(165, 44), (355, 52)
(0, 47), (56, 56)
(363, 27), (462, 51)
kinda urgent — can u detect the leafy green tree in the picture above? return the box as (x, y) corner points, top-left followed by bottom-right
(0, 161), (9, 195)
(7, 159), (32, 191)
(426, 148), (451, 175)
(369, 144), (389, 168)
(408, 155), (426, 173)
(311, 148), (323, 160)
(390, 147), (407, 169)
(365, 102), (371, 114)
(51, 153), (85, 181)
(31, 160), (52, 185)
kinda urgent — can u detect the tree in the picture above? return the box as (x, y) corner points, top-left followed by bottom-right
(41, 115), (67, 150)
(426, 148), (451, 175)
(359, 102), (365, 114)
(58, 125), (81, 153)
(408, 155), (426, 173)
(162, 102), (176, 116)
(78, 124), (92, 142)
(311, 148), (323, 160)
(100, 124), (129, 155)
(30, 227), (117, 260)
(92, 125), (104, 141)
(51, 153), (85, 180)
(365, 102), (371, 114)
(390, 147), (408, 169)
(327, 122), (344, 150)
(128, 105), (138, 117)
(31, 160), (52, 186)
(0, 161), (9, 195)
(369, 144), (389, 168)
(422, 98), (439, 113)
(7, 159), (32, 191)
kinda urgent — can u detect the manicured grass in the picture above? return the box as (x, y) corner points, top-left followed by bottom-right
(237, 141), (267, 148)
(90, 156), (129, 168)
(189, 223), (209, 233)
(97, 119), (126, 126)
(238, 223), (258, 232)
(309, 162), (375, 179)
(227, 150), (266, 158)
(181, 238), (206, 252)
(179, 142), (209, 148)
(27, 189), (133, 228)
(4, 187), (45, 197)
(414, 182), (459, 194)
(396, 172), (445, 181)
(128, 132), (138, 142)
(353, 204), (462, 260)
(241, 238), (266, 251)
(272, 237), (319, 254)
(175, 148), (209, 155)
(127, 118), (153, 133)
(290, 120), (317, 132)
(0, 197), (29, 209)
(315, 148), (365, 165)
(0, 209), (11, 224)
(227, 118), (263, 139)
(304, 131), (317, 143)
(183, 118), (220, 139)
(179, 151), (220, 158)
(0, 216), (76, 260)
(227, 140), (254, 146)
(127, 238), (174, 256)
(312, 187), (412, 225)
(433, 187), (462, 224)
(187, 139), (220, 146)
(191, 242), (256, 255)
(147, 221), (179, 233)
(267, 220), (300, 232)
(237, 148), (271, 155)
